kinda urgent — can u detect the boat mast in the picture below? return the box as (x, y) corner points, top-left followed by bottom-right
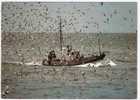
(59, 16), (63, 53)
(97, 32), (102, 55)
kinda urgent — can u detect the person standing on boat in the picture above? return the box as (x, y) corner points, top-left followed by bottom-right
(48, 50), (56, 65)
(61, 47), (67, 64)
(70, 50), (80, 61)
(66, 45), (72, 55)
(62, 45), (72, 64)
(61, 46), (72, 64)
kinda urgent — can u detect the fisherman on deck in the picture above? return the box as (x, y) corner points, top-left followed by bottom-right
(66, 45), (81, 64)
(66, 45), (72, 55)
(70, 50), (80, 61)
(48, 50), (56, 65)
(60, 45), (73, 64)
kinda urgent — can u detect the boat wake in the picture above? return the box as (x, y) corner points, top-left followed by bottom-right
(3, 61), (42, 66)
(74, 58), (117, 68)
(3, 58), (116, 67)
(24, 61), (42, 66)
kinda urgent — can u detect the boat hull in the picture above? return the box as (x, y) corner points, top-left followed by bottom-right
(42, 53), (106, 66)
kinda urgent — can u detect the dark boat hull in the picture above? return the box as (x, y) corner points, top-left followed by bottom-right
(42, 53), (106, 66)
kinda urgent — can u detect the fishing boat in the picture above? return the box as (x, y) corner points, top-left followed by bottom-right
(42, 16), (106, 66)
(42, 52), (105, 66)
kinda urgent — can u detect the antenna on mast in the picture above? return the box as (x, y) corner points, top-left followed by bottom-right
(59, 16), (63, 53)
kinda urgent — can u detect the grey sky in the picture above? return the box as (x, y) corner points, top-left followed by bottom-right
(2, 2), (137, 33)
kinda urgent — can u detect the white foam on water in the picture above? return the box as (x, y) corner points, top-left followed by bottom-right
(73, 58), (117, 68)
(4, 61), (22, 65)
(4, 58), (117, 67)
(4, 61), (42, 66)
(24, 61), (42, 66)
(108, 60), (117, 66)
(94, 62), (103, 67)
(74, 63), (96, 68)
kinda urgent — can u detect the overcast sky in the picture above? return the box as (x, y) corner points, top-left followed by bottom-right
(2, 2), (137, 33)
